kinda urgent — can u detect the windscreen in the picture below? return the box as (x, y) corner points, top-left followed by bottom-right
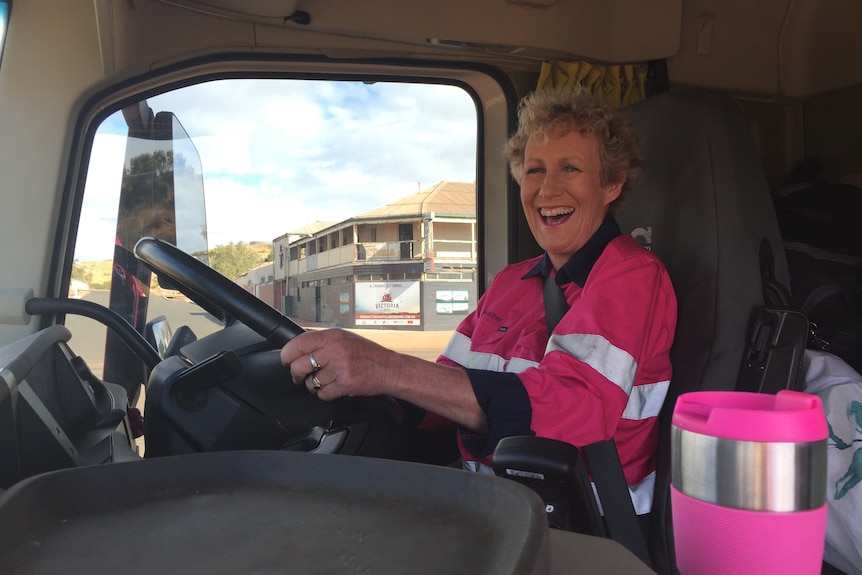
(72, 79), (478, 389)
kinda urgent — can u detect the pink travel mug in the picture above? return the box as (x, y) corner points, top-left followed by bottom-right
(671, 390), (827, 575)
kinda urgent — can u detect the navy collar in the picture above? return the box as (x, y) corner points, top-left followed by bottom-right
(523, 215), (622, 287)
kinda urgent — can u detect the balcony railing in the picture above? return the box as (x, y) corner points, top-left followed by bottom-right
(357, 240), (416, 261)
(288, 239), (476, 275)
(429, 238), (476, 260)
(356, 239), (474, 261)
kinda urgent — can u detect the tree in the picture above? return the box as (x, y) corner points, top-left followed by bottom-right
(71, 260), (93, 284)
(116, 150), (177, 249)
(209, 242), (265, 280)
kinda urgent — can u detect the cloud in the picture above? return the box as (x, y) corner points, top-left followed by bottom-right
(76, 79), (476, 261)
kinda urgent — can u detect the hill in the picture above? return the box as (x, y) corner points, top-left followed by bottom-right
(72, 241), (273, 291)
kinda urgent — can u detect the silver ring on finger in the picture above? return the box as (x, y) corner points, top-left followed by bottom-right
(312, 375), (322, 390)
(309, 353), (321, 372)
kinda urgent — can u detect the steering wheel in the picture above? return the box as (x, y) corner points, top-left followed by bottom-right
(133, 236), (406, 429)
(135, 237), (304, 347)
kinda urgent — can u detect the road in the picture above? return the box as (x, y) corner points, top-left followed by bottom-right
(64, 291), (454, 375)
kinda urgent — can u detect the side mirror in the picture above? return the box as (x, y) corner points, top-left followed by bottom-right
(144, 316), (173, 359)
(144, 317), (198, 360)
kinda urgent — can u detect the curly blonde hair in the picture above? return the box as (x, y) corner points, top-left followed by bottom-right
(504, 87), (643, 213)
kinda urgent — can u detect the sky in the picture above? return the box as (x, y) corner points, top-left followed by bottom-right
(75, 79), (478, 262)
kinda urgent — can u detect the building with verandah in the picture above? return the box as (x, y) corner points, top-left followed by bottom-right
(271, 181), (476, 331)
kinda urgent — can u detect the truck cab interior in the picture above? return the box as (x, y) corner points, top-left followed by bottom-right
(0, 1), (860, 573)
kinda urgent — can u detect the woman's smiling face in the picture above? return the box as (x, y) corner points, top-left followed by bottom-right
(520, 128), (623, 270)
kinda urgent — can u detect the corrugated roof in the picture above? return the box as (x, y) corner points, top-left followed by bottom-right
(275, 220), (337, 242)
(295, 221), (337, 234)
(354, 181), (475, 219)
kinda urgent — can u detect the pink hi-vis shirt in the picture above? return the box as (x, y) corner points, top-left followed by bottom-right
(437, 217), (677, 511)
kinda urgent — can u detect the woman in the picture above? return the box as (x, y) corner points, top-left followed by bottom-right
(280, 87), (677, 515)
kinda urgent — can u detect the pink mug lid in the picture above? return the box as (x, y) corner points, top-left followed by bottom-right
(672, 390), (827, 443)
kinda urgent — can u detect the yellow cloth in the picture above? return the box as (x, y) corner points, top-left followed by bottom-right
(536, 61), (646, 107)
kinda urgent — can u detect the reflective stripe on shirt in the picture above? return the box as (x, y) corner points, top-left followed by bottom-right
(442, 331), (529, 372)
(547, 332), (637, 395)
(622, 379), (670, 420)
(443, 330), (668, 422)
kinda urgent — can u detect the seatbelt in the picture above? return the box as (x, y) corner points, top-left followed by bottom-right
(543, 274), (652, 566)
(543, 272), (569, 335)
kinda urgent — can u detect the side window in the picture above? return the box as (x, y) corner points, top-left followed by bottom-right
(71, 79), (478, 380)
